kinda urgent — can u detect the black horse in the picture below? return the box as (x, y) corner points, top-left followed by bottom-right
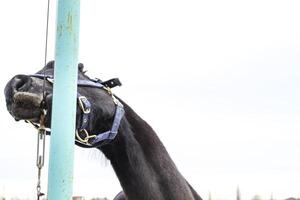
(4, 61), (202, 200)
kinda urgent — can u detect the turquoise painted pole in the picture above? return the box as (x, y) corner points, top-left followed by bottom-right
(47, 0), (80, 199)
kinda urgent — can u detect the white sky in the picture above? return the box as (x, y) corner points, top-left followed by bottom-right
(0, 0), (299, 199)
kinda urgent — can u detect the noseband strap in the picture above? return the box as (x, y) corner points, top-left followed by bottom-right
(29, 74), (124, 148)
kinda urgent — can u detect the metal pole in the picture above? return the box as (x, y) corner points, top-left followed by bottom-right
(47, 0), (80, 199)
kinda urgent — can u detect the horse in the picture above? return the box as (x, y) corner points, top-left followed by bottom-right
(4, 61), (202, 200)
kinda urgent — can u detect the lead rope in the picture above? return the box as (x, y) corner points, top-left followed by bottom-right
(36, 0), (51, 199)
(42, 0), (50, 102)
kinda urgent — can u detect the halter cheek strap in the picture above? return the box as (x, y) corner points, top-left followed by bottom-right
(29, 74), (124, 148)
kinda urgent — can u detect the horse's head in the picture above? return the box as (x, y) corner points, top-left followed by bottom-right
(4, 61), (119, 143)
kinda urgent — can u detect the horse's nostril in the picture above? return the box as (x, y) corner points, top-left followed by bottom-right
(12, 75), (32, 92)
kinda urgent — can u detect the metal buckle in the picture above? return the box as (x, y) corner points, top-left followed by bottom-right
(103, 86), (112, 95)
(78, 96), (91, 114)
(46, 77), (54, 84)
(75, 129), (96, 145)
(103, 87), (120, 105)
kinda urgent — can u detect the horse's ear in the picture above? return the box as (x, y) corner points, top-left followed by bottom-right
(78, 63), (84, 72)
(46, 60), (55, 68)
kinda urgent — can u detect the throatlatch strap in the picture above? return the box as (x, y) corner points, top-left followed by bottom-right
(91, 102), (125, 145)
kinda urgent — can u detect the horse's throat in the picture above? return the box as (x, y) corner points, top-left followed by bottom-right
(100, 114), (193, 200)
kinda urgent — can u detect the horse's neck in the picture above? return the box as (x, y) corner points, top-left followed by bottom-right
(100, 105), (194, 200)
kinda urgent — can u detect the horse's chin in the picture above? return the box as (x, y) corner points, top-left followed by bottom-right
(9, 92), (43, 121)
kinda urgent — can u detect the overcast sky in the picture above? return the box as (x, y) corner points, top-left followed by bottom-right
(0, 0), (299, 199)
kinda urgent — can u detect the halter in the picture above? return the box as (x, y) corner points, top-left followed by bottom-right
(29, 73), (125, 148)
